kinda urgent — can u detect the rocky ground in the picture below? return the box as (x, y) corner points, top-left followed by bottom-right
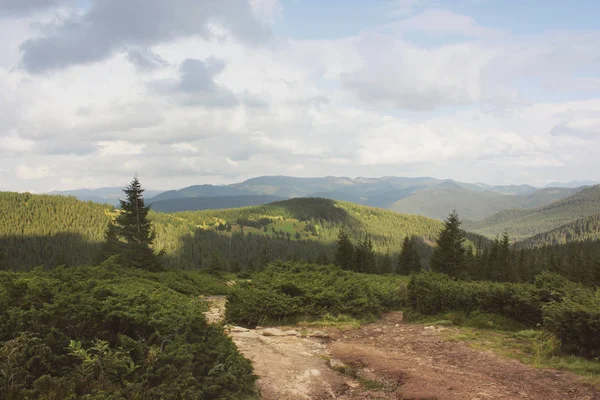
(203, 296), (600, 400)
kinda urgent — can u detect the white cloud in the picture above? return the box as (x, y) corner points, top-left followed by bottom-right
(0, 135), (35, 153)
(0, 1), (598, 192)
(15, 165), (54, 179)
(98, 141), (145, 156)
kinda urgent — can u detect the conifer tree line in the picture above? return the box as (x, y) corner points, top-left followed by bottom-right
(334, 226), (422, 274)
(422, 210), (600, 286)
(2, 178), (600, 284)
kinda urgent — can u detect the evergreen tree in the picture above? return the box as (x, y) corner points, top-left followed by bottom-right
(103, 177), (160, 271)
(379, 249), (393, 274)
(430, 210), (467, 278)
(397, 236), (422, 275)
(208, 251), (225, 275)
(334, 227), (355, 270)
(592, 258), (600, 287)
(497, 232), (518, 282)
(316, 251), (330, 265)
(0, 248), (6, 271)
(354, 235), (375, 273)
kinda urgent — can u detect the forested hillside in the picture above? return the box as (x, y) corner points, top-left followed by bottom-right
(517, 214), (600, 247)
(0, 192), (113, 268)
(0, 192), (443, 272)
(468, 185), (600, 239)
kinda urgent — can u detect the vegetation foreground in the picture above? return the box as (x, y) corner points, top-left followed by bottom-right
(0, 261), (256, 399)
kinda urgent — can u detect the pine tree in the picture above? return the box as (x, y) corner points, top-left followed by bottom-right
(334, 227), (354, 270)
(379, 249), (393, 274)
(316, 251), (330, 265)
(397, 236), (422, 275)
(103, 176), (160, 271)
(498, 232), (517, 282)
(354, 235), (375, 273)
(430, 210), (466, 278)
(592, 258), (600, 287)
(0, 248), (7, 271)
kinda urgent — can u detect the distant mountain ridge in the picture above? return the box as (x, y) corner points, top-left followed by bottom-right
(544, 180), (599, 188)
(150, 195), (286, 213)
(49, 187), (162, 206)
(47, 175), (590, 220)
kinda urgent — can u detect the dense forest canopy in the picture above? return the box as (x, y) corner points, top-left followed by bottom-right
(0, 192), (443, 272)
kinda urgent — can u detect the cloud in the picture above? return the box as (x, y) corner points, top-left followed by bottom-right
(340, 36), (495, 110)
(19, 0), (271, 73)
(391, 9), (492, 36)
(125, 47), (167, 70)
(0, 0), (68, 17)
(390, 0), (429, 16)
(0, 135), (35, 153)
(550, 119), (600, 140)
(15, 165), (54, 179)
(150, 57), (238, 108)
(1, 2), (600, 191)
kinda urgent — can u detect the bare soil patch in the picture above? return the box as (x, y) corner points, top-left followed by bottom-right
(204, 297), (600, 399)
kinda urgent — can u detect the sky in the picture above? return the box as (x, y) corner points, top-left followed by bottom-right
(1, 0), (599, 192)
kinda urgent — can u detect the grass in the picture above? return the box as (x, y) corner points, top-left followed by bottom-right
(403, 310), (528, 331)
(409, 311), (600, 386)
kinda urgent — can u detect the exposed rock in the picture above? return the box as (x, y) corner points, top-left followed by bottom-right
(261, 328), (287, 336)
(308, 331), (331, 339)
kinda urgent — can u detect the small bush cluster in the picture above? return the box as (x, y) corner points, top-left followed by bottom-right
(0, 260), (255, 399)
(407, 272), (543, 325)
(543, 293), (600, 359)
(225, 262), (408, 327)
(407, 271), (600, 358)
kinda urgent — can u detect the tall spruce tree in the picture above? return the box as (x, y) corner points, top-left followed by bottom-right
(334, 227), (354, 270)
(379, 249), (393, 274)
(430, 210), (466, 278)
(0, 248), (6, 271)
(103, 176), (160, 271)
(354, 235), (375, 273)
(397, 236), (422, 275)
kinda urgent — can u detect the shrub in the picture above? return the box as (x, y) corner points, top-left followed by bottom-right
(543, 293), (600, 359)
(225, 262), (407, 327)
(407, 272), (543, 325)
(0, 264), (256, 399)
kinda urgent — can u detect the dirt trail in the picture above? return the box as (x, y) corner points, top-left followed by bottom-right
(203, 297), (600, 400)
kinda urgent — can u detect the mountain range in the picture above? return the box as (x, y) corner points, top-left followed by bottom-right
(48, 176), (591, 221)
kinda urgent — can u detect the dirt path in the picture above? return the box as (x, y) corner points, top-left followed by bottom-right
(204, 297), (600, 400)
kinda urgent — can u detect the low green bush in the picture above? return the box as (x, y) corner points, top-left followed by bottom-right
(225, 262), (407, 327)
(543, 293), (600, 359)
(407, 272), (543, 325)
(0, 261), (256, 399)
(407, 271), (600, 359)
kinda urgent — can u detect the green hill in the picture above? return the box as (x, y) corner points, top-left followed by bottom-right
(467, 185), (600, 240)
(0, 192), (443, 272)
